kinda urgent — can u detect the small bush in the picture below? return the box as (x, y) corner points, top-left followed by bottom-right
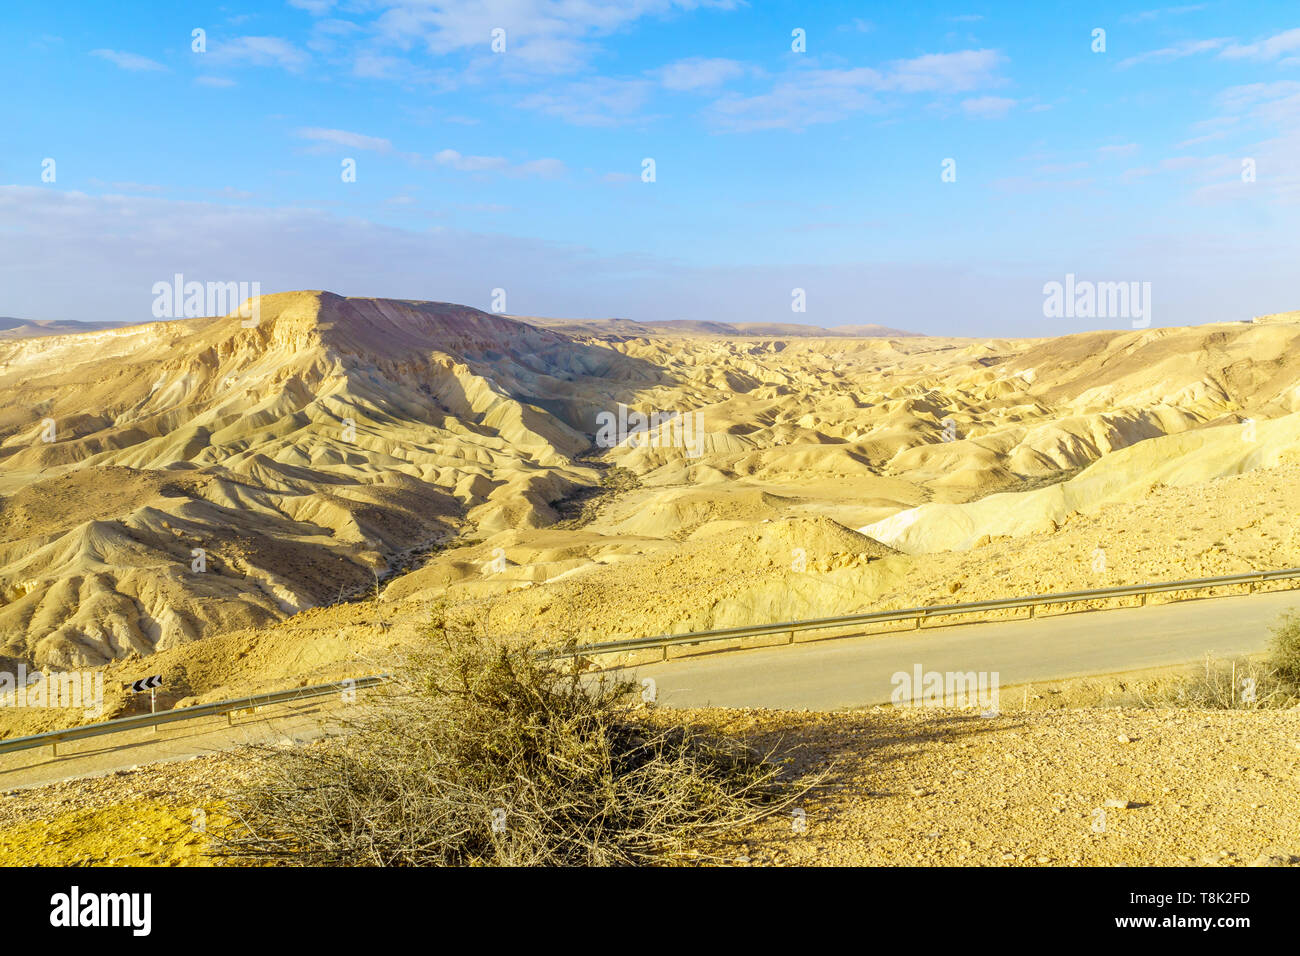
(1128, 656), (1293, 710)
(1267, 610), (1300, 687)
(216, 605), (796, 866)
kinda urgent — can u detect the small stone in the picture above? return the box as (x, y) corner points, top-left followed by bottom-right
(1116, 734), (1133, 744)
(1103, 799), (1135, 810)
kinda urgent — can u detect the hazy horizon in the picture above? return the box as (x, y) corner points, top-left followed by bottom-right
(5, 1), (1300, 334)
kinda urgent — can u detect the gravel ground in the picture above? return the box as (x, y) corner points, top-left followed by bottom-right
(0, 751), (255, 866)
(712, 706), (1300, 867)
(1, 706), (1297, 867)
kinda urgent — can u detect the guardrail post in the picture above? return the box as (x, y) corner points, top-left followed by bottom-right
(788, 629), (795, 644)
(1140, 593), (1147, 606)
(1028, 605), (1035, 619)
(50, 741), (56, 757)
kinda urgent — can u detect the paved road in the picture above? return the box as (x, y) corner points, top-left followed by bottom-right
(0, 697), (352, 791)
(5, 588), (1296, 789)
(618, 589), (1300, 710)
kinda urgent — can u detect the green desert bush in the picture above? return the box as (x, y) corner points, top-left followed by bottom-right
(216, 604), (796, 866)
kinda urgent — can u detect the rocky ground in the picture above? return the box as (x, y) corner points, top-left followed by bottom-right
(0, 752), (252, 866)
(2, 700), (1297, 867)
(723, 705), (1300, 867)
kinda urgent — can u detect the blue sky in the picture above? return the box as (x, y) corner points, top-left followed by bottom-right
(2, 1), (1299, 335)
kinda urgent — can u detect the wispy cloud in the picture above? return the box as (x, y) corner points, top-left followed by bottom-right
(296, 127), (394, 152)
(1221, 27), (1300, 62)
(655, 57), (748, 92)
(1217, 81), (1300, 113)
(1120, 5), (1207, 24)
(90, 49), (168, 72)
(962, 95), (1016, 118)
(367, 0), (738, 75)
(517, 77), (654, 126)
(208, 35), (311, 72)
(1118, 37), (1228, 69)
(433, 149), (565, 178)
(705, 49), (1007, 131)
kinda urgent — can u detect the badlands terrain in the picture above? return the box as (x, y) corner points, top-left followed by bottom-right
(2, 290), (1299, 707)
(2, 291), (1300, 866)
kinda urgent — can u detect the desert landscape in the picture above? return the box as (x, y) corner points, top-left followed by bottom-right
(4, 292), (1300, 678)
(0, 292), (1298, 868)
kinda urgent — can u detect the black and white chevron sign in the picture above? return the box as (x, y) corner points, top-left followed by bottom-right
(128, 675), (163, 693)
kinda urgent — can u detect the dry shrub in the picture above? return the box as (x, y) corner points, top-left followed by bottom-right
(1125, 655), (1298, 711)
(1267, 609), (1300, 687)
(1108, 610), (1300, 711)
(215, 604), (797, 866)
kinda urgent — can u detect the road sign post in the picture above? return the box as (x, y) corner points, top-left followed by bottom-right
(125, 675), (164, 724)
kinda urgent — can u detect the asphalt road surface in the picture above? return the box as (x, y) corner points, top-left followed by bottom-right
(618, 589), (1300, 710)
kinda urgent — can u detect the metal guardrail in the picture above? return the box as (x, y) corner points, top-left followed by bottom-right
(0, 674), (389, 757)
(6, 568), (1297, 757)
(542, 567), (1300, 662)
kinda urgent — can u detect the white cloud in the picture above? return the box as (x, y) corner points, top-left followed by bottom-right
(1221, 27), (1300, 61)
(433, 149), (509, 172)
(1117, 37), (1228, 69)
(962, 95), (1016, 118)
(296, 128), (394, 152)
(90, 49), (168, 72)
(706, 50), (1006, 131)
(517, 77), (653, 126)
(708, 68), (883, 131)
(1175, 131), (1225, 148)
(655, 57), (746, 92)
(208, 36), (311, 72)
(883, 49), (1004, 92)
(1217, 81), (1300, 114)
(1120, 5), (1207, 24)
(433, 149), (565, 178)
(369, 0), (737, 74)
